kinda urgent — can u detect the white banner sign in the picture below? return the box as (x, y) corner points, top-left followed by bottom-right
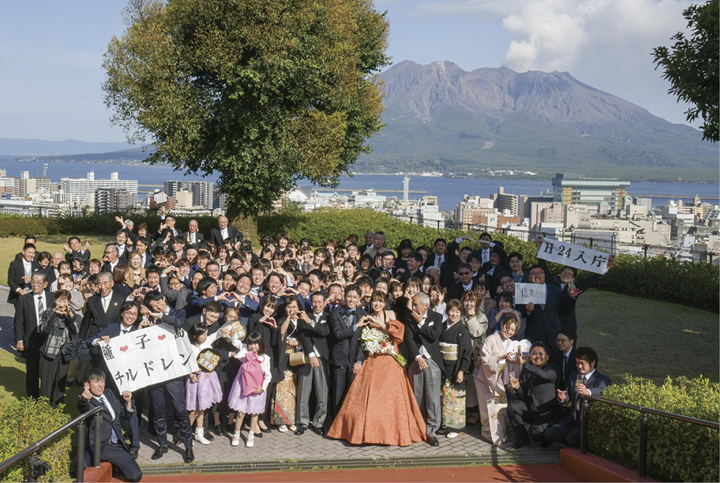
(153, 191), (168, 204)
(536, 238), (610, 275)
(101, 323), (198, 392)
(514, 283), (547, 305)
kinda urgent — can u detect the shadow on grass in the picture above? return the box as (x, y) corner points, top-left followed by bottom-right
(0, 361), (27, 403)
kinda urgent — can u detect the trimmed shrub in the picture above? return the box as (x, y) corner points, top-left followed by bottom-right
(595, 254), (719, 313)
(0, 397), (72, 482)
(588, 376), (719, 482)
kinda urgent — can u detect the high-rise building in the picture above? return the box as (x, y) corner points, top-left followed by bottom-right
(491, 187), (519, 216)
(95, 188), (134, 213)
(164, 180), (214, 209)
(62, 172), (138, 207)
(552, 173), (630, 213)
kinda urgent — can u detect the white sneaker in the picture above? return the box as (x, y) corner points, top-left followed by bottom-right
(195, 428), (211, 445)
(278, 425), (288, 433)
(447, 432), (459, 439)
(246, 432), (255, 447)
(231, 431), (240, 446)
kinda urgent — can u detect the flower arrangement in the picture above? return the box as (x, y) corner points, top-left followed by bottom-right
(360, 326), (407, 367)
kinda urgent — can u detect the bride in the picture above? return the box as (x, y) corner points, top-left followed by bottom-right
(327, 292), (426, 446)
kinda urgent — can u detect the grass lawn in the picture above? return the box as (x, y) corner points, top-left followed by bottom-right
(576, 290), (719, 385)
(0, 234), (114, 286)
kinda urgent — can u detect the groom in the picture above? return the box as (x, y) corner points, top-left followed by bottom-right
(404, 292), (445, 446)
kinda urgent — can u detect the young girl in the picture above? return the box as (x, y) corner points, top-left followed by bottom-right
(228, 332), (272, 448)
(186, 322), (229, 444)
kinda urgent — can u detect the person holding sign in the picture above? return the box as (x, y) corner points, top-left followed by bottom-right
(523, 266), (563, 361)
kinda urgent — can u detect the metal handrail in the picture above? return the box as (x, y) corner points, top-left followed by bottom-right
(579, 394), (720, 478)
(0, 405), (104, 483)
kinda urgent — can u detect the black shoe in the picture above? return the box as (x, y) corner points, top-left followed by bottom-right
(183, 448), (194, 464)
(541, 440), (553, 448)
(151, 445), (168, 460)
(513, 438), (530, 449)
(212, 424), (223, 436)
(130, 449), (139, 459)
(310, 425), (324, 437)
(255, 431), (263, 438)
(437, 427), (448, 436)
(294, 424), (307, 435)
(259, 425), (271, 434)
(427, 435), (440, 446)
(204, 430), (214, 442)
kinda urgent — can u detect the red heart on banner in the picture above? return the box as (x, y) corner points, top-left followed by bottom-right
(158, 334), (166, 340)
(120, 346), (128, 352)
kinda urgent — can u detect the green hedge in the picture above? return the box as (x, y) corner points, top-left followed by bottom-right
(0, 398), (72, 482)
(588, 376), (719, 482)
(595, 254), (719, 313)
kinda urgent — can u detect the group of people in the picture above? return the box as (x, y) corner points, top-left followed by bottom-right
(9, 218), (614, 481)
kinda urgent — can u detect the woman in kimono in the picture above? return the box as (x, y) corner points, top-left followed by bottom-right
(473, 316), (520, 445)
(272, 295), (302, 433)
(460, 291), (488, 425)
(438, 299), (472, 439)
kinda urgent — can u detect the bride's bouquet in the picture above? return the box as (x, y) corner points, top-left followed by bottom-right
(360, 326), (407, 367)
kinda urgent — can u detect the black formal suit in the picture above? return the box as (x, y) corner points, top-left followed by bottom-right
(553, 347), (577, 390)
(507, 361), (564, 443)
(65, 249), (91, 263)
(182, 230), (205, 246)
(446, 280), (477, 303)
(153, 226), (181, 242)
(424, 253), (452, 287)
(327, 305), (368, 413)
(106, 243), (132, 265)
(14, 290), (54, 398)
(7, 257), (41, 305)
(210, 225), (243, 248)
(545, 368), (611, 447)
(472, 241), (505, 265)
(81, 292), (126, 347)
(524, 284), (563, 359)
(539, 258), (600, 335)
(77, 390), (142, 482)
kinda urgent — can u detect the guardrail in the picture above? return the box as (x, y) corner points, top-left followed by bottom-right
(578, 394), (720, 478)
(0, 405), (103, 482)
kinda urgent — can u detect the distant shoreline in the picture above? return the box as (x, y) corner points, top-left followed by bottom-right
(6, 157), (718, 184)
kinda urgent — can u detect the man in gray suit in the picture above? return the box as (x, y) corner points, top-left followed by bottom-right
(404, 292), (444, 446)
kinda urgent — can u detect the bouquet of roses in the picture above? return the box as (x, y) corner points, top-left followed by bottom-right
(360, 326), (407, 367)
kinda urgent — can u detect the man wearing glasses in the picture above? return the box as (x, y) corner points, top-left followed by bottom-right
(446, 263), (476, 302)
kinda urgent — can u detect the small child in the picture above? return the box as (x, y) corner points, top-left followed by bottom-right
(228, 332), (272, 447)
(186, 322), (228, 444)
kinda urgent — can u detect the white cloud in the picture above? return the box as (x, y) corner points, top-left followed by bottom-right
(413, 0), (697, 123)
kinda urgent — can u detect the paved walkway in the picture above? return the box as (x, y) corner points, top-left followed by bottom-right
(0, 286), (561, 477)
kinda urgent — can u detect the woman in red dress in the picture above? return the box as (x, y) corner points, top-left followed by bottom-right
(328, 292), (426, 446)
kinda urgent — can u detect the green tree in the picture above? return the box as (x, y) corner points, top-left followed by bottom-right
(103, 0), (390, 217)
(653, 0), (719, 142)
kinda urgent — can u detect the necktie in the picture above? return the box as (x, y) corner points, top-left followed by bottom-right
(100, 396), (118, 443)
(37, 295), (44, 318)
(102, 296), (110, 312)
(564, 355), (568, 375)
(122, 329), (129, 335)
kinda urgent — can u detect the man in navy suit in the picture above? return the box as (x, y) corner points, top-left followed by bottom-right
(77, 368), (142, 482)
(106, 230), (132, 266)
(141, 291), (194, 463)
(554, 329), (577, 389)
(543, 346), (612, 448)
(91, 301), (148, 458)
(14, 272), (54, 398)
(327, 285), (368, 416)
(523, 265), (563, 361)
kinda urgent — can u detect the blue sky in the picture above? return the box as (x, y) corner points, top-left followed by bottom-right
(0, 0), (699, 142)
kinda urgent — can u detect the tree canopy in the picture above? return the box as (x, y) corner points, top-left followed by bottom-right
(103, 0), (390, 216)
(653, 0), (719, 143)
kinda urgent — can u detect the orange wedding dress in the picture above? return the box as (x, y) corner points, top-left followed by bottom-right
(327, 320), (426, 446)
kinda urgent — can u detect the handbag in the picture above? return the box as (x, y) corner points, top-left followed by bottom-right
(61, 337), (89, 361)
(288, 351), (308, 367)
